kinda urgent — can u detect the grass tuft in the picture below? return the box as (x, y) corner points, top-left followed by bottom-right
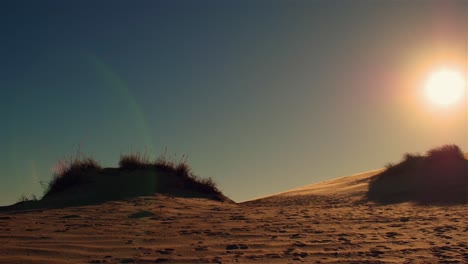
(17, 194), (38, 203)
(384, 162), (395, 170)
(426, 144), (464, 161)
(43, 150), (101, 198)
(403, 152), (421, 161)
(119, 150), (152, 170)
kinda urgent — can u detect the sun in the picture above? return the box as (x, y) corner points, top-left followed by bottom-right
(425, 68), (465, 106)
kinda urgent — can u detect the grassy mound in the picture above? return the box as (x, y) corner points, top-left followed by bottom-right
(10, 151), (230, 210)
(368, 145), (467, 204)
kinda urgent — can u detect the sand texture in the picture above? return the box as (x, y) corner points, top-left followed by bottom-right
(0, 171), (467, 263)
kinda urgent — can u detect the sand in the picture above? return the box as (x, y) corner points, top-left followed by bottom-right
(0, 170), (467, 263)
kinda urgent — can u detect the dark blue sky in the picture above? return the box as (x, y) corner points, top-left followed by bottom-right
(1, 0), (467, 205)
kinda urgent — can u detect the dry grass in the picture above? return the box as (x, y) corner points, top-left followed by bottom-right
(426, 144), (465, 161)
(17, 194), (38, 203)
(368, 144), (467, 204)
(43, 151), (102, 198)
(39, 148), (223, 204)
(118, 151), (152, 170)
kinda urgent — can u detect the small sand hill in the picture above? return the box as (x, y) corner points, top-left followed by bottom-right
(250, 145), (467, 206)
(368, 146), (467, 204)
(2, 158), (232, 212)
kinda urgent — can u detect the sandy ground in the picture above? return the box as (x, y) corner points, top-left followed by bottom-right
(0, 171), (467, 263)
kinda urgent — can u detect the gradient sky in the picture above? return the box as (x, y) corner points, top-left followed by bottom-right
(1, 0), (467, 205)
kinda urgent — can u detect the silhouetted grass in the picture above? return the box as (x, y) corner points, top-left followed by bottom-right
(119, 150), (193, 177)
(174, 161), (191, 178)
(368, 145), (467, 204)
(189, 176), (218, 194)
(43, 153), (102, 198)
(35, 149), (227, 208)
(426, 144), (465, 161)
(403, 152), (422, 162)
(119, 151), (152, 170)
(384, 162), (396, 171)
(17, 194), (38, 203)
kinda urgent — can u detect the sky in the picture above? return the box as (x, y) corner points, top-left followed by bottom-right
(1, 0), (467, 205)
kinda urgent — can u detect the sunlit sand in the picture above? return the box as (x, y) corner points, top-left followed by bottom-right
(0, 146), (466, 263)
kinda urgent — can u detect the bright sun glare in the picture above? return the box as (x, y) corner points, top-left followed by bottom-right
(425, 68), (465, 106)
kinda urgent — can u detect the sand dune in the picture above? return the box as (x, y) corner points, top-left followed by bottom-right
(1, 166), (467, 263)
(253, 169), (384, 201)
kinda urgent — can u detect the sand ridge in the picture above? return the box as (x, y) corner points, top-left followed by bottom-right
(1, 179), (467, 263)
(251, 169), (385, 201)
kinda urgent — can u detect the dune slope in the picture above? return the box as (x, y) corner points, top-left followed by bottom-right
(1, 168), (466, 263)
(248, 169), (384, 206)
(0, 147), (466, 263)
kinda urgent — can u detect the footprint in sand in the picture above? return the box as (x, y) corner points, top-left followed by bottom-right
(156, 248), (175, 255)
(194, 245), (208, 251)
(226, 244), (249, 251)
